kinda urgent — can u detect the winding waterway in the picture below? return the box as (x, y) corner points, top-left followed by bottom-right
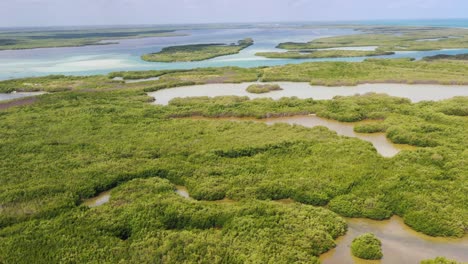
(189, 115), (414, 157)
(0, 92), (45, 102)
(172, 186), (467, 264)
(320, 217), (468, 264)
(148, 82), (468, 105)
(82, 185), (467, 263)
(148, 81), (468, 157)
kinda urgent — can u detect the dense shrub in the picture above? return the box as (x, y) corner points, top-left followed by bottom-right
(0, 178), (347, 263)
(246, 84), (283, 94)
(420, 257), (460, 264)
(350, 233), (383, 260)
(0, 68), (467, 263)
(354, 122), (387, 133)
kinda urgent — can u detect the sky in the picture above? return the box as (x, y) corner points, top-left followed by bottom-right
(0, 0), (467, 27)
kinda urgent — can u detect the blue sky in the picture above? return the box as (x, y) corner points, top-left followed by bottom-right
(0, 0), (467, 27)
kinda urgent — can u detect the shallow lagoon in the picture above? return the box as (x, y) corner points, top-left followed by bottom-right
(0, 27), (350, 80)
(148, 82), (468, 105)
(2, 26), (468, 80)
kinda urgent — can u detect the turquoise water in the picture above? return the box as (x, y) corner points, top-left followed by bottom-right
(2, 20), (468, 80)
(350, 18), (468, 28)
(0, 27), (353, 80)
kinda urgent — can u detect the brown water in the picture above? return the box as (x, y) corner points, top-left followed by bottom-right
(83, 191), (111, 207)
(148, 82), (468, 105)
(174, 186), (467, 263)
(190, 115), (415, 157)
(320, 216), (468, 264)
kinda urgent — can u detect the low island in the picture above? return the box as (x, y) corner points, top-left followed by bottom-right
(277, 26), (468, 51)
(141, 38), (254, 62)
(256, 49), (394, 59)
(423, 53), (468, 61)
(0, 28), (185, 50)
(269, 26), (468, 59)
(246, 84), (283, 94)
(350, 233), (383, 260)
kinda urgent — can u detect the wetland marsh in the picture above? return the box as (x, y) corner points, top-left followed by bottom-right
(1, 22), (467, 264)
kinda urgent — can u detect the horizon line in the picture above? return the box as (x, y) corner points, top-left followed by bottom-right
(1, 17), (467, 30)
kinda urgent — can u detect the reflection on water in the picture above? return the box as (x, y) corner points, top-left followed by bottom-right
(83, 191), (111, 207)
(189, 115), (415, 157)
(148, 82), (468, 105)
(320, 216), (468, 264)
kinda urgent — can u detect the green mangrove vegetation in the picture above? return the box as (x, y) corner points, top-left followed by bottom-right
(4, 58), (468, 95)
(0, 60), (467, 262)
(0, 177), (346, 263)
(261, 58), (468, 86)
(421, 257), (460, 264)
(0, 66), (260, 93)
(0, 27), (185, 50)
(255, 49), (394, 59)
(276, 26), (468, 58)
(423, 53), (468, 61)
(245, 83), (282, 94)
(350, 233), (383, 260)
(108, 69), (190, 80)
(141, 38), (254, 62)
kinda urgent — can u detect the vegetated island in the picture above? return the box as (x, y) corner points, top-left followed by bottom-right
(256, 49), (394, 59)
(246, 84), (283, 94)
(350, 233), (383, 260)
(0, 27), (186, 50)
(423, 53), (468, 61)
(141, 38), (254, 62)
(261, 26), (468, 59)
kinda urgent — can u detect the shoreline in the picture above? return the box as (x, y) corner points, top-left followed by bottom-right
(148, 82), (468, 106)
